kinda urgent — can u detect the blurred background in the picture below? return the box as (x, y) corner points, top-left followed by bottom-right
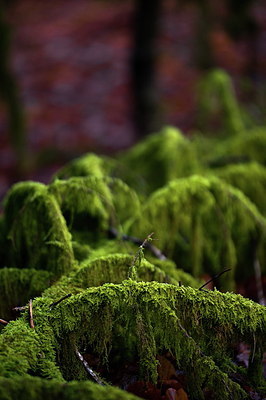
(0, 0), (265, 199)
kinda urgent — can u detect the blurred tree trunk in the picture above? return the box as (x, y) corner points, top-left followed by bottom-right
(194, 0), (214, 70)
(0, 4), (27, 176)
(131, 0), (163, 138)
(225, 0), (259, 80)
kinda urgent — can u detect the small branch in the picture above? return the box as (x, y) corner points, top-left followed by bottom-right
(49, 293), (72, 309)
(109, 227), (167, 260)
(13, 306), (26, 312)
(0, 319), (8, 326)
(131, 232), (154, 268)
(198, 268), (231, 291)
(75, 347), (105, 385)
(29, 299), (34, 329)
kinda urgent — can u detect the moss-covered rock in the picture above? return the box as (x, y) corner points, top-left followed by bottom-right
(127, 175), (266, 289)
(2, 181), (75, 277)
(119, 126), (199, 195)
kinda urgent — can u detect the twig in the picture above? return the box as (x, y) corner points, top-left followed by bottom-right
(49, 294), (72, 309)
(0, 319), (8, 326)
(131, 232), (154, 267)
(198, 268), (231, 291)
(109, 227), (167, 261)
(13, 306), (27, 312)
(29, 299), (34, 329)
(75, 347), (105, 385)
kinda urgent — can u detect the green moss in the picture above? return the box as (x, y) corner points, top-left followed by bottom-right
(0, 376), (141, 400)
(127, 175), (266, 289)
(197, 69), (245, 135)
(52, 153), (114, 181)
(1, 280), (265, 399)
(119, 126), (199, 194)
(195, 127), (266, 169)
(0, 268), (52, 320)
(2, 181), (75, 277)
(213, 162), (266, 216)
(50, 176), (140, 240)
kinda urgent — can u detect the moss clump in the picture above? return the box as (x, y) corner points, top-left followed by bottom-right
(0, 268), (52, 320)
(52, 152), (114, 181)
(1, 282), (265, 399)
(197, 69), (245, 135)
(127, 175), (266, 289)
(194, 127), (266, 169)
(119, 126), (199, 194)
(50, 176), (140, 240)
(0, 376), (141, 400)
(2, 181), (75, 277)
(214, 162), (266, 216)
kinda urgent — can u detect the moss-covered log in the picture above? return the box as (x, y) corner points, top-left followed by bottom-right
(0, 282), (265, 399)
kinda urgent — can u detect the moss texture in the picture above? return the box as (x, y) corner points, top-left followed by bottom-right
(0, 376), (141, 400)
(127, 175), (266, 290)
(119, 126), (199, 194)
(197, 69), (245, 135)
(0, 78), (266, 399)
(0, 282), (265, 399)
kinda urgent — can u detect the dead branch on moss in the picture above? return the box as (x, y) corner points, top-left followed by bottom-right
(75, 347), (105, 386)
(29, 299), (34, 329)
(49, 294), (72, 309)
(0, 319), (8, 326)
(109, 227), (167, 260)
(198, 268), (231, 291)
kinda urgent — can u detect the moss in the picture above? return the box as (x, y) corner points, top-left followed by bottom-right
(0, 278), (265, 399)
(197, 69), (245, 135)
(0, 268), (52, 320)
(2, 181), (75, 277)
(50, 176), (140, 240)
(119, 126), (199, 194)
(0, 376), (141, 400)
(195, 127), (266, 169)
(127, 175), (266, 289)
(213, 162), (266, 216)
(52, 153), (114, 181)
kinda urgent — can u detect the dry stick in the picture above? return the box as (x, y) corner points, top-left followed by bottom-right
(0, 319), (8, 326)
(29, 299), (34, 329)
(13, 306), (26, 312)
(109, 227), (167, 261)
(198, 268), (231, 291)
(75, 347), (105, 386)
(49, 293), (72, 309)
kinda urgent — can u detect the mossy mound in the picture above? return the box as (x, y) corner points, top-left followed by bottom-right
(2, 181), (75, 277)
(119, 126), (199, 195)
(52, 153), (114, 181)
(194, 127), (266, 169)
(0, 377), (141, 400)
(213, 162), (266, 216)
(1, 86), (266, 399)
(127, 175), (266, 290)
(197, 69), (245, 135)
(0, 282), (265, 399)
(0, 268), (52, 320)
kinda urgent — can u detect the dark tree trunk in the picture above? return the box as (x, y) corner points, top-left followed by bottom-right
(131, 0), (163, 138)
(0, 5), (27, 176)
